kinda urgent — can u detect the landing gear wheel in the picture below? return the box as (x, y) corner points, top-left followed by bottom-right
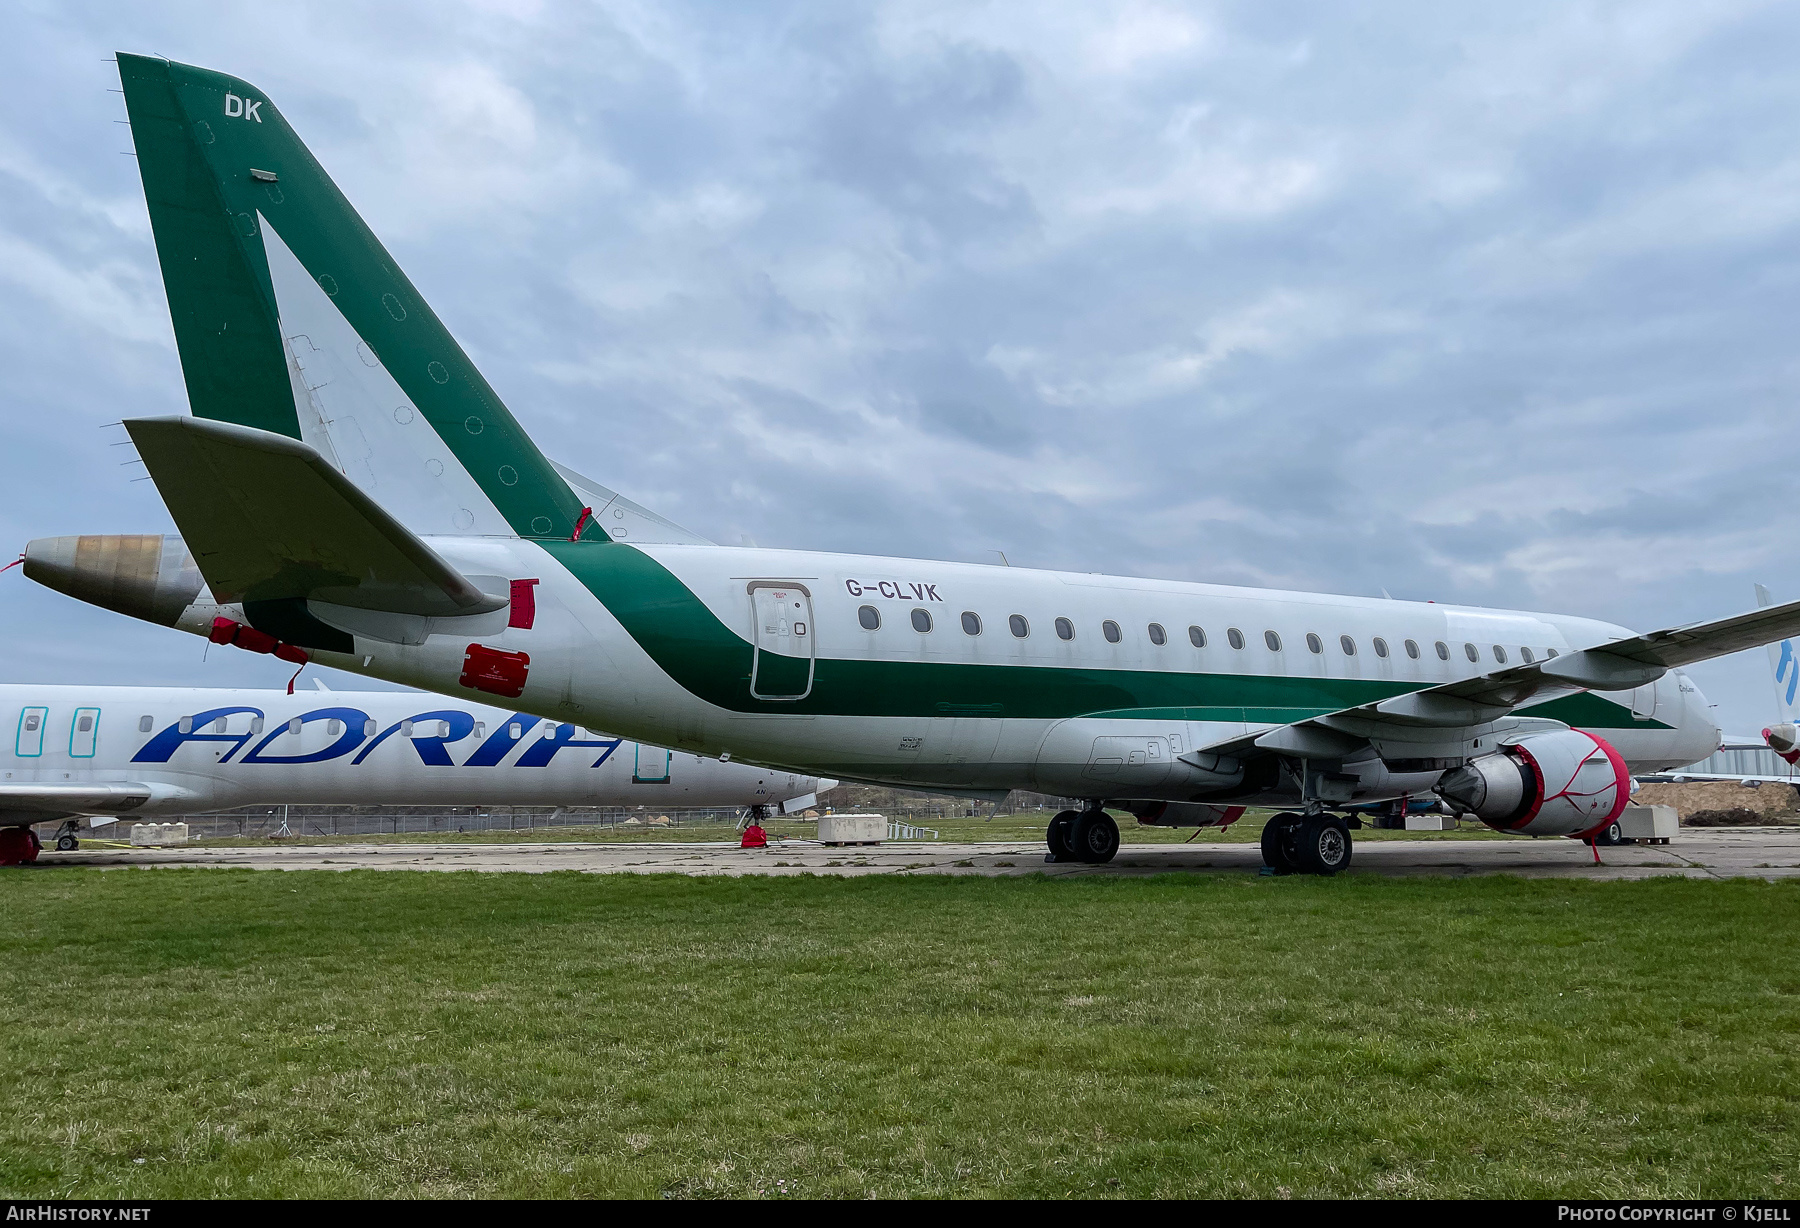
(1260, 812), (1303, 874)
(1070, 810), (1120, 864)
(1046, 810), (1080, 862)
(55, 833), (79, 852)
(0, 827), (40, 866)
(1595, 820), (1624, 846)
(1294, 814), (1352, 876)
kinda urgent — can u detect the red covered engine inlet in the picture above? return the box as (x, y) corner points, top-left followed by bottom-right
(209, 618), (309, 664)
(1434, 729), (1629, 839)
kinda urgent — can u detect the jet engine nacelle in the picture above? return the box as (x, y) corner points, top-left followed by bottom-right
(1765, 724), (1800, 765)
(1433, 729), (1629, 838)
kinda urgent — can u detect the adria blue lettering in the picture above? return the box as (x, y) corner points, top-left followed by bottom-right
(132, 706), (265, 763)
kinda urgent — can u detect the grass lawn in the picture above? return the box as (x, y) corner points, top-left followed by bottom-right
(2, 868), (1794, 1198)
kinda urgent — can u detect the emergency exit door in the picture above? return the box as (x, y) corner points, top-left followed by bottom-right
(749, 584), (815, 701)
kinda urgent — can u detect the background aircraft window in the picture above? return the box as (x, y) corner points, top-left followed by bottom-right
(1102, 620), (1121, 643)
(1340, 635), (1357, 656)
(1188, 626), (1206, 648)
(911, 608), (932, 633)
(961, 611), (982, 636)
(1463, 643), (1479, 663)
(1521, 646), (1535, 664)
(858, 605), (880, 630)
(1493, 645), (1507, 663)
(1435, 641), (1450, 660)
(1373, 637), (1389, 658)
(1228, 628), (1245, 649)
(1264, 630), (1282, 651)
(1405, 639), (1420, 659)
(138, 715), (153, 733)
(1148, 623), (1166, 646)
(1055, 617), (1074, 640)
(1546, 647), (1558, 658)
(1305, 633), (1323, 654)
(1009, 614), (1029, 638)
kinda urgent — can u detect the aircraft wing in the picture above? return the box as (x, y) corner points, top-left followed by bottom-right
(1196, 597), (1800, 761)
(126, 416), (508, 619)
(0, 782), (155, 822)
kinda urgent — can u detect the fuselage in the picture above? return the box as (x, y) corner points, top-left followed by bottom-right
(0, 683), (827, 822)
(163, 541), (1722, 808)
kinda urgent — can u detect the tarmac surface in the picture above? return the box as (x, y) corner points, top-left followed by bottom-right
(27, 826), (1800, 881)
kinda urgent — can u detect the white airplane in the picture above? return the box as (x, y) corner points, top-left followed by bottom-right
(26, 53), (1800, 875)
(0, 683), (827, 863)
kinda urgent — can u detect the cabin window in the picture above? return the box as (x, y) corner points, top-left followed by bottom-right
(1546, 647), (1558, 658)
(401, 720), (415, 737)
(213, 718), (228, 733)
(1521, 646), (1535, 664)
(911, 608), (932, 633)
(1055, 617), (1074, 641)
(1340, 635), (1357, 656)
(1102, 620), (1121, 643)
(76, 714), (93, 733)
(1493, 645), (1507, 664)
(857, 605), (880, 630)
(1148, 623), (1167, 646)
(177, 717), (192, 735)
(289, 718), (303, 735)
(249, 717), (263, 735)
(1189, 626), (1206, 648)
(1435, 641), (1450, 661)
(138, 715), (153, 733)
(1373, 637), (1389, 658)
(1306, 633), (1323, 654)
(1463, 643), (1479, 663)
(328, 719), (344, 736)
(1264, 630), (1282, 652)
(1404, 639), (1420, 659)
(472, 722), (485, 738)
(1009, 614), (1029, 638)
(961, 611), (982, 636)
(1227, 628), (1245, 650)
(365, 719), (378, 737)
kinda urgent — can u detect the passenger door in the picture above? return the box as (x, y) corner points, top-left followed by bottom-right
(749, 583), (815, 700)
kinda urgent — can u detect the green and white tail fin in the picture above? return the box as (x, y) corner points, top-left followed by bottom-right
(118, 52), (708, 546)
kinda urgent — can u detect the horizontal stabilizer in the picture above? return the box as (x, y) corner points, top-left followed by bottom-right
(126, 416), (508, 626)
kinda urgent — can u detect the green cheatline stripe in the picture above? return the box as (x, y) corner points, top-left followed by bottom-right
(542, 542), (1667, 728)
(117, 53), (586, 539)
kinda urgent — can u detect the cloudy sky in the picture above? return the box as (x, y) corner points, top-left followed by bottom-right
(3, 1), (1799, 734)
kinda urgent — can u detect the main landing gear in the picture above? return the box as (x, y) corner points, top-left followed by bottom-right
(1046, 805), (1120, 865)
(1260, 812), (1352, 876)
(0, 826), (43, 866)
(53, 820), (81, 851)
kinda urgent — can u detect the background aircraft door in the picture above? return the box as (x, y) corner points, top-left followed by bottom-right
(15, 707), (47, 757)
(634, 744), (671, 783)
(1630, 683), (1658, 721)
(749, 584), (815, 701)
(70, 707), (100, 758)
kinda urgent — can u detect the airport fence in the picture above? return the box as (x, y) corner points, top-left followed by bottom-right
(166, 804), (755, 840)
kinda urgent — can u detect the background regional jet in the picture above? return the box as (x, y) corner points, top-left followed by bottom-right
(0, 684), (827, 863)
(26, 53), (1800, 875)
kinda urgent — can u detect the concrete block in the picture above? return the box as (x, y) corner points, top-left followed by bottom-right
(818, 813), (884, 845)
(1404, 814), (1458, 831)
(1619, 804), (1677, 842)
